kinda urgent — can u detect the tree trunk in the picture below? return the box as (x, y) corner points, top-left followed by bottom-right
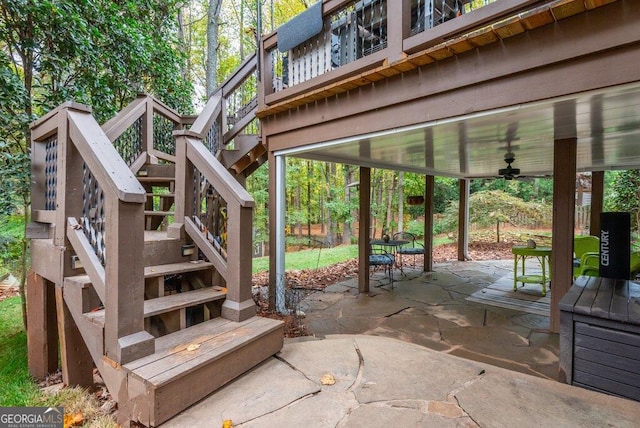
(206, 0), (223, 97)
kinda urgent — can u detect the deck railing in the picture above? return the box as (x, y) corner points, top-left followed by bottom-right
(31, 103), (154, 365)
(260, 0), (542, 108)
(102, 94), (184, 170)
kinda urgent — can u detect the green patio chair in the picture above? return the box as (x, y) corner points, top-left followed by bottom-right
(579, 250), (640, 279)
(573, 235), (599, 278)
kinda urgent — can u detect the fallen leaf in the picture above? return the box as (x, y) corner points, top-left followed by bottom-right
(222, 420), (233, 428)
(64, 411), (83, 427)
(186, 343), (201, 351)
(320, 373), (336, 385)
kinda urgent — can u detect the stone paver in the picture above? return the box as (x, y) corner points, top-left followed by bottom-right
(164, 261), (640, 427)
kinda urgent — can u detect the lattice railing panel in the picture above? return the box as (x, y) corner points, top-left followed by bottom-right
(153, 113), (178, 156)
(44, 135), (58, 211)
(113, 116), (143, 166)
(191, 166), (228, 260)
(204, 117), (221, 155)
(82, 163), (107, 266)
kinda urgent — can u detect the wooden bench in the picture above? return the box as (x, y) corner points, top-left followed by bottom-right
(559, 276), (640, 401)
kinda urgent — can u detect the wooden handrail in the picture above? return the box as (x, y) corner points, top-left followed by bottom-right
(221, 52), (258, 97)
(68, 110), (146, 203)
(102, 95), (147, 141)
(188, 90), (223, 137)
(185, 136), (254, 208)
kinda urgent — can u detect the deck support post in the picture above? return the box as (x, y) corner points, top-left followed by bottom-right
(424, 175), (435, 272)
(27, 271), (59, 380)
(359, 167), (371, 293)
(551, 100), (577, 333)
(271, 153), (287, 313)
(458, 179), (470, 261)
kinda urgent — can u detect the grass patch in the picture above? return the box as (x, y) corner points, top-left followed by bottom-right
(0, 296), (41, 406)
(252, 235), (453, 274)
(0, 296), (117, 426)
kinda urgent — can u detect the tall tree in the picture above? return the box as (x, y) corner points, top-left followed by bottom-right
(206, 0), (223, 96)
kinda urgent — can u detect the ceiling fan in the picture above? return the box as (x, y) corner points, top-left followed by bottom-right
(498, 150), (520, 180)
(498, 122), (521, 180)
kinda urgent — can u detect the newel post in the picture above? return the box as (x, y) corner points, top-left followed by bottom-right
(222, 202), (256, 322)
(168, 132), (193, 239)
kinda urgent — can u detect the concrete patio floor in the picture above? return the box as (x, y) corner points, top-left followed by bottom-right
(164, 260), (640, 427)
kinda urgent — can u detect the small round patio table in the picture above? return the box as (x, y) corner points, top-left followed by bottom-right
(511, 246), (552, 296)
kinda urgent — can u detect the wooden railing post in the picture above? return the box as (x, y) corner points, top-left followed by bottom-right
(104, 195), (154, 364)
(144, 96), (155, 157)
(222, 202), (256, 322)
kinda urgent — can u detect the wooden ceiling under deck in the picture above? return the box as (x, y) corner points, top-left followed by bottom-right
(257, 0), (618, 120)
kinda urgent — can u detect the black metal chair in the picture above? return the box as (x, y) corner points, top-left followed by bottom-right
(369, 245), (395, 286)
(393, 232), (425, 271)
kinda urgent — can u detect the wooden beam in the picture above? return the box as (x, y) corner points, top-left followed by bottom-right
(359, 167), (371, 293)
(27, 272), (58, 380)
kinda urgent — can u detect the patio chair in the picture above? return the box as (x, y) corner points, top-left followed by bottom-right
(393, 232), (425, 271)
(579, 251), (640, 279)
(573, 235), (599, 278)
(369, 246), (395, 286)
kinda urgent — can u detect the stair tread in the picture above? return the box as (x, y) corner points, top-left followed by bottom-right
(146, 192), (175, 197)
(124, 316), (283, 386)
(64, 275), (92, 288)
(145, 261), (213, 278)
(144, 210), (175, 216)
(137, 176), (175, 182)
(85, 287), (226, 326)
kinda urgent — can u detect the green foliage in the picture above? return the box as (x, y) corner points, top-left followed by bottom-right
(608, 169), (640, 231)
(439, 190), (551, 241)
(471, 177), (553, 202)
(0, 215), (24, 275)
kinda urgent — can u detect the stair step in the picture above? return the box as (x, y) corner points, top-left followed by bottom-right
(145, 261), (213, 278)
(144, 231), (193, 265)
(84, 287), (227, 327)
(121, 316), (284, 426)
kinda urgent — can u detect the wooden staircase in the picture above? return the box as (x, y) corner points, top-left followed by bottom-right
(61, 238), (283, 426)
(28, 53), (283, 427)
